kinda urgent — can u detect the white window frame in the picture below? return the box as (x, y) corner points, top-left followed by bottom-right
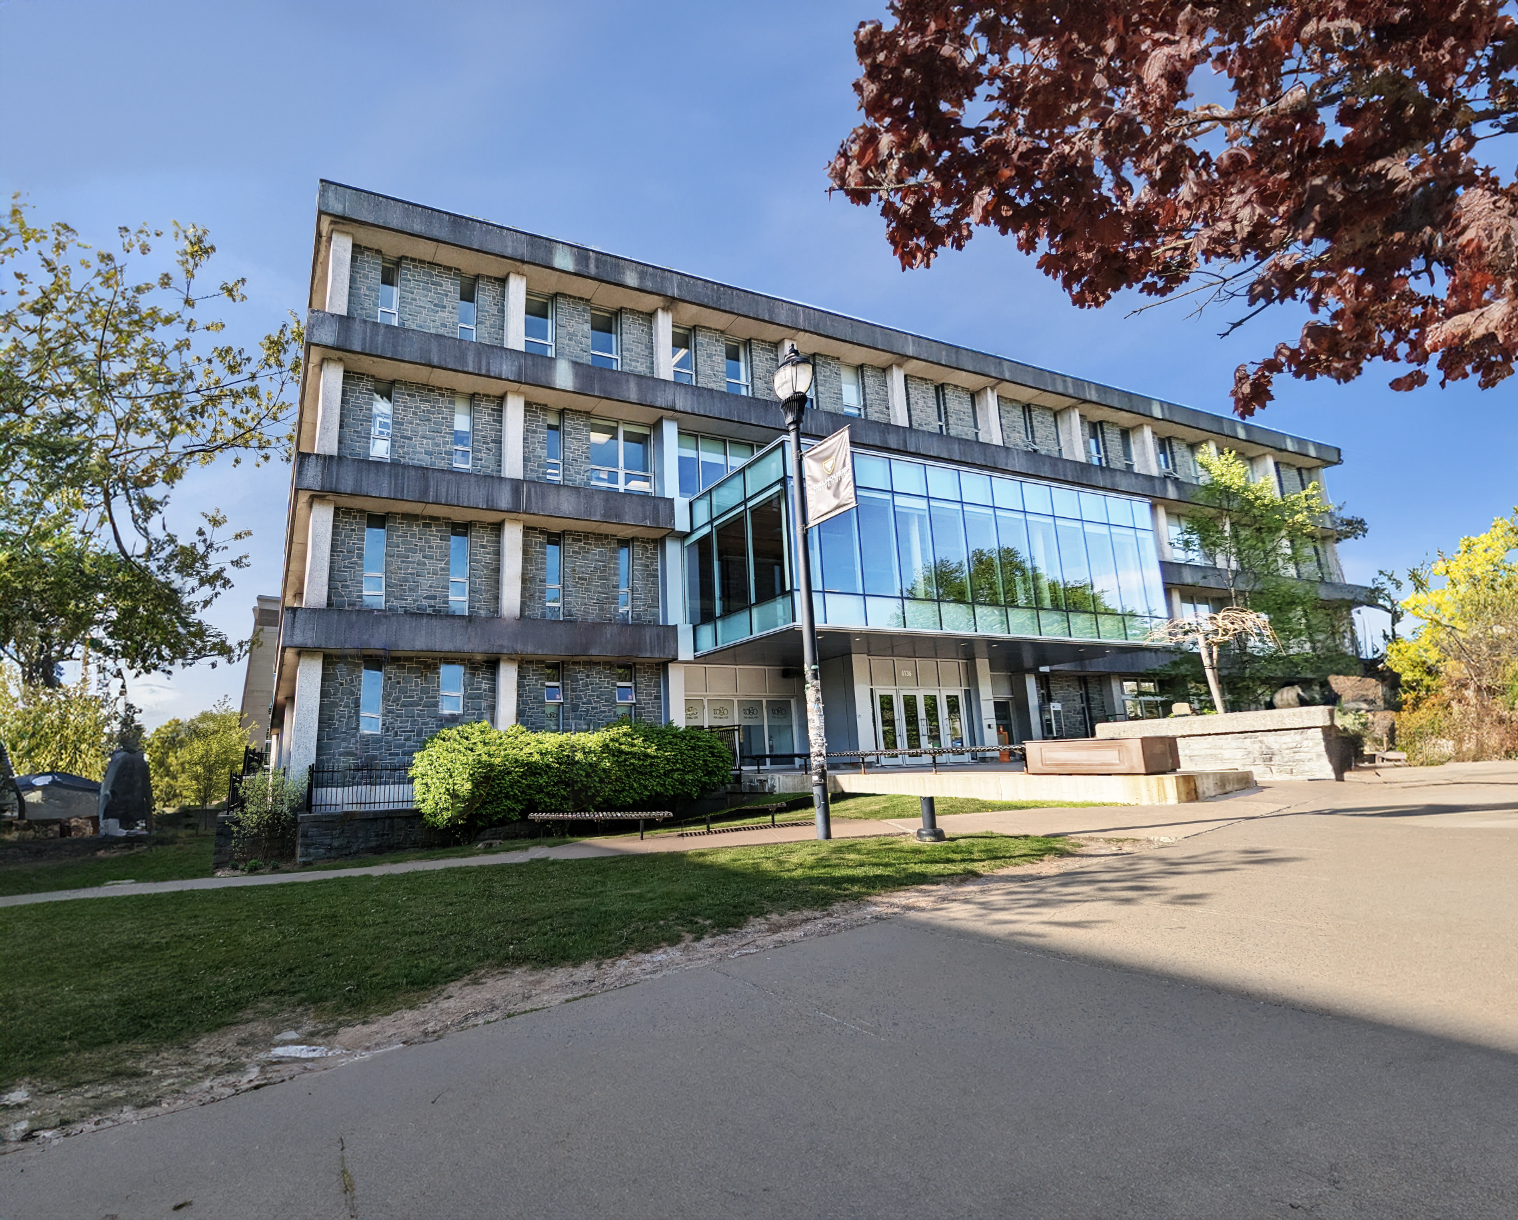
(841, 364), (864, 416)
(545, 532), (563, 619)
(590, 307), (620, 370)
(363, 514), (386, 609)
(525, 292), (555, 357)
(1119, 428), (1135, 471)
(671, 326), (695, 384)
(1156, 435), (1176, 473)
(544, 409), (563, 484)
(448, 523), (469, 616)
(589, 421), (653, 495)
(360, 659), (384, 734)
(544, 661), (564, 731)
(439, 663), (464, 715)
(616, 664), (636, 706)
(617, 540), (632, 624)
(1087, 421), (1105, 466)
(724, 339), (750, 396)
(457, 276), (476, 341)
(1022, 403), (1037, 450)
(370, 382), (393, 461)
(453, 394), (472, 470)
(378, 259), (399, 326)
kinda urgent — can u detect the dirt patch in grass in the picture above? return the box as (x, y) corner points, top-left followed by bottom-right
(0, 835), (1147, 1146)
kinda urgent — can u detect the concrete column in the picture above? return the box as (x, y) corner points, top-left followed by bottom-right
(1251, 452), (1279, 491)
(1106, 675), (1128, 722)
(495, 658), (519, 728)
(1055, 406), (1085, 463)
(654, 308), (674, 379)
(850, 654), (875, 751)
(502, 392), (525, 479)
(971, 656), (995, 746)
(302, 500), (335, 609)
(504, 273), (527, 350)
(1169, 587), (1185, 619)
(666, 661), (686, 726)
(499, 520), (523, 619)
(654, 417), (679, 499)
(314, 359), (344, 456)
(973, 388), (1003, 447)
(887, 365), (909, 428)
(1132, 423), (1161, 476)
(1023, 674), (1044, 740)
(662, 536), (684, 627)
(1151, 502), (1172, 560)
(286, 652), (324, 779)
(324, 232), (352, 315)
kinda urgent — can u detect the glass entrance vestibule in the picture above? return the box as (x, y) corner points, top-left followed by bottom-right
(864, 657), (973, 763)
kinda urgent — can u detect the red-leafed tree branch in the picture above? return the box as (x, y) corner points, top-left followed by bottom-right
(827, 1), (1518, 415)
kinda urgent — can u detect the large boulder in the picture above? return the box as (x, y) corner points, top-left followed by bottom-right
(98, 750), (154, 834)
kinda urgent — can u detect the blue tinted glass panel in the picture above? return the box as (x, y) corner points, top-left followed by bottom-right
(1055, 520), (1092, 611)
(751, 594), (792, 634)
(1107, 497), (1135, 527)
(717, 609), (752, 645)
(1051, 486), (1081, 519)
(1111, 527), (1147, 616)
(974, 605), (1007, 634)
(858, 490), (899, 595)
(1085, 522), (1122, 613)
(894, 496), (935, 598)
(929, 500), (969, 602)
(1142, 542), (1168, 618)
(995, 510), (1032, 606)
(854, 453), (892, 489)
(692, 494), (710, 527)
(825, 593), (867, 626)
(818, 511), (860, 593)
(700, 437), (727, 489)
(865, 596), (905, 627)
(1022, 482), (1052, 515)
(891, 460), (927, 496)
(926, 465), (960, 501)
(1025, 516), (1062, 608)
(993, 478), (1023, 510)
(962, 506), (1001, 605)
(960, 471), (993, 504)
(678, 435), (699, 497)
(695, 621), (716, 652)
(1079, 492), (1107, 521)
(904, 600), (941, 630)
(744, 445), (784, 496)
(712, 476), (744, 518)
(941, 602), (975, 633)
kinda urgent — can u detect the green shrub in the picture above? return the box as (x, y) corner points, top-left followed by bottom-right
(410, 720), (733, 831)
(231, 768), (302, 861)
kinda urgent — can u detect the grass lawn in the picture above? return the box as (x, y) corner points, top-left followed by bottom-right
(2, 832), (1067, 1093)
(826, 792), (1115, 820)
(0, 832), (216, 897)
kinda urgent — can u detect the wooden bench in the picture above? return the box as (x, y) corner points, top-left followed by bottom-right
(526, 811), (672, 840)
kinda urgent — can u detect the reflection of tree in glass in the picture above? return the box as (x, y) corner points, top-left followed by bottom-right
(931, 558), (969, 603)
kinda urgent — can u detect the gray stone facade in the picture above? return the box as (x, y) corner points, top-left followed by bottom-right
(861, 365), (891, 424)
(621, 308), (654, 376)
(554, 295), (591, 364)
(750, 339), (779, 402)
(523, 403), (592, 486)
(336, 372), (502, 476)
(694, 328), (727, 392)
(516, 660), (665, 732)
(315, 654), (497, 767)
(995, 400), (1062, 457)
(812, 355), (843, 415)
(348, 244), (381, 324)
(905, 376), (942, 433)
(328, 508), (500, 616)
(942, 383), (978, 441)
(343, 245), (503, 344)
(520, 526), (661, 623)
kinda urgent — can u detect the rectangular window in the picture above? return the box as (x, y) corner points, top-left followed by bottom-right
(617, 540), (632, 624)
(672, 326), (695, 384)
(1020, 403), (1036, 450)
(1191, 442), (1212, 481)
(934, 384), (948, 434)
(589, 422), (652, 494)
(1087, 421), (1105, 466)
(841, 365), (864, 416)
(378, 259), (399, 326)
(544, 661), (563, 731)
(1156, 436), (1175, 473)
(457, 276), (476, 341)
(363, 514), (386, 609)
(545, 532), (562, 619)
(360, 659), (384, 734)
(449, 524), (469, 616)
(616, 664), (636, 705)
(545, 409), (562, 483)
(525, 293), (554, 357)
(453, 394), (472, 470)
(590, 308), (620, 370)
(370, 382), (393, 461)
(1276, 462), (1290, 497)
(1119, 428), (1135, 471)
(439, 663), (463, 715)
(724, 340), (750, 395)
(678, 433), (699, 497)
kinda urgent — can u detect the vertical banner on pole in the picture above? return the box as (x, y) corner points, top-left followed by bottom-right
(801, 428), (856, 527)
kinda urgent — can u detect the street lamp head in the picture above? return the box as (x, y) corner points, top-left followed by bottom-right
(772, 347), (813, 409)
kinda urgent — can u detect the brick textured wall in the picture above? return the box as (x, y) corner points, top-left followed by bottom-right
(327, 507), (369, 609)
(315, 654), (496, 767)
(555, 295), (591, 363)
(469, 521), (502, 617)
(1099, 421), (1131, 470)
(338, 371), (377, 460)
(942, 383), (978, 441)
(695, 328), (727, 391)
(348, 246), (381, 322)
(516, 660), (664, 731)
(905, 376), (941, 433)
(469, 393), (504, 477)
(475, 274), (505, 346)
(397, 257), (459, 338)
(861, 365), (891, 424)
(379, 513), (452, 614)
(812, 355), (843, 415)
(621, 309), (654, 376)
(520, 527), (660, 622)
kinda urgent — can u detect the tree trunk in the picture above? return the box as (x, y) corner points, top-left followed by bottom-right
(1200, 640), (1227, 714)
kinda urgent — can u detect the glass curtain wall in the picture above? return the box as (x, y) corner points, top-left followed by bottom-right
(685, 439), (1167, 653)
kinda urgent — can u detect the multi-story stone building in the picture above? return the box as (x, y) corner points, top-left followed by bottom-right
(268, 182), (1365, 780)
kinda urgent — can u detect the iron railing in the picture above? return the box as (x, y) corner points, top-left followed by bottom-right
(305, 764), (415, 815)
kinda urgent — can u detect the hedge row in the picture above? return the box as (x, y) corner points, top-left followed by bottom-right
(409, 720), (734, 831)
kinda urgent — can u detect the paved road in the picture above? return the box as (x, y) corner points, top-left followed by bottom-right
(5, 764), (1517, 1217)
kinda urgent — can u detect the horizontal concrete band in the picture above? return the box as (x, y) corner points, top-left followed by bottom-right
(318, 180), (1339, 466)
(773, 768), (1256, 805)
(1160, 560), (1372, 605)
(295, 453), (675, 534)
(281, 607), (678, 660)
(307, 310), (1246, 506)
(1095, 705), (1335, 739)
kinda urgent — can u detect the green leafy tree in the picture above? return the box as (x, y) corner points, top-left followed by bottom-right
(0, 658), (114, 779)
(0, 200), (300, 686)
(144, 698), (247, 810)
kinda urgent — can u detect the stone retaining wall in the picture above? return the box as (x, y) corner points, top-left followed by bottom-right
(1095, 706), (1354, 780)
(296, 807), (454, 863)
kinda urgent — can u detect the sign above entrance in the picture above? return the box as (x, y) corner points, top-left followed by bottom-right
(803, 428), (856, 528)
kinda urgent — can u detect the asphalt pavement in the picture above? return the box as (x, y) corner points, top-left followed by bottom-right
(3, 763), (1516, 1217)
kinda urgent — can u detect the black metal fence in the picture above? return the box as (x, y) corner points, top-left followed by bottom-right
(305, 764), (416, 815)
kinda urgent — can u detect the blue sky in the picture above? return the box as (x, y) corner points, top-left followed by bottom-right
(2, 0), (1512, 726)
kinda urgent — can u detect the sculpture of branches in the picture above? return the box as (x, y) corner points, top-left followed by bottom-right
(1146, 608), (1278, 714)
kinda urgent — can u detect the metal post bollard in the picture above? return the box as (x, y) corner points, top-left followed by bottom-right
(917, 795), (946, 843)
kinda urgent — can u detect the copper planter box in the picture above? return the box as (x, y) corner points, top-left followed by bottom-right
(1024, 737), (1180, 775)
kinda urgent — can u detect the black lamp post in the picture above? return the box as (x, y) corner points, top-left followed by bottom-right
(773, 348), (831, 841)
